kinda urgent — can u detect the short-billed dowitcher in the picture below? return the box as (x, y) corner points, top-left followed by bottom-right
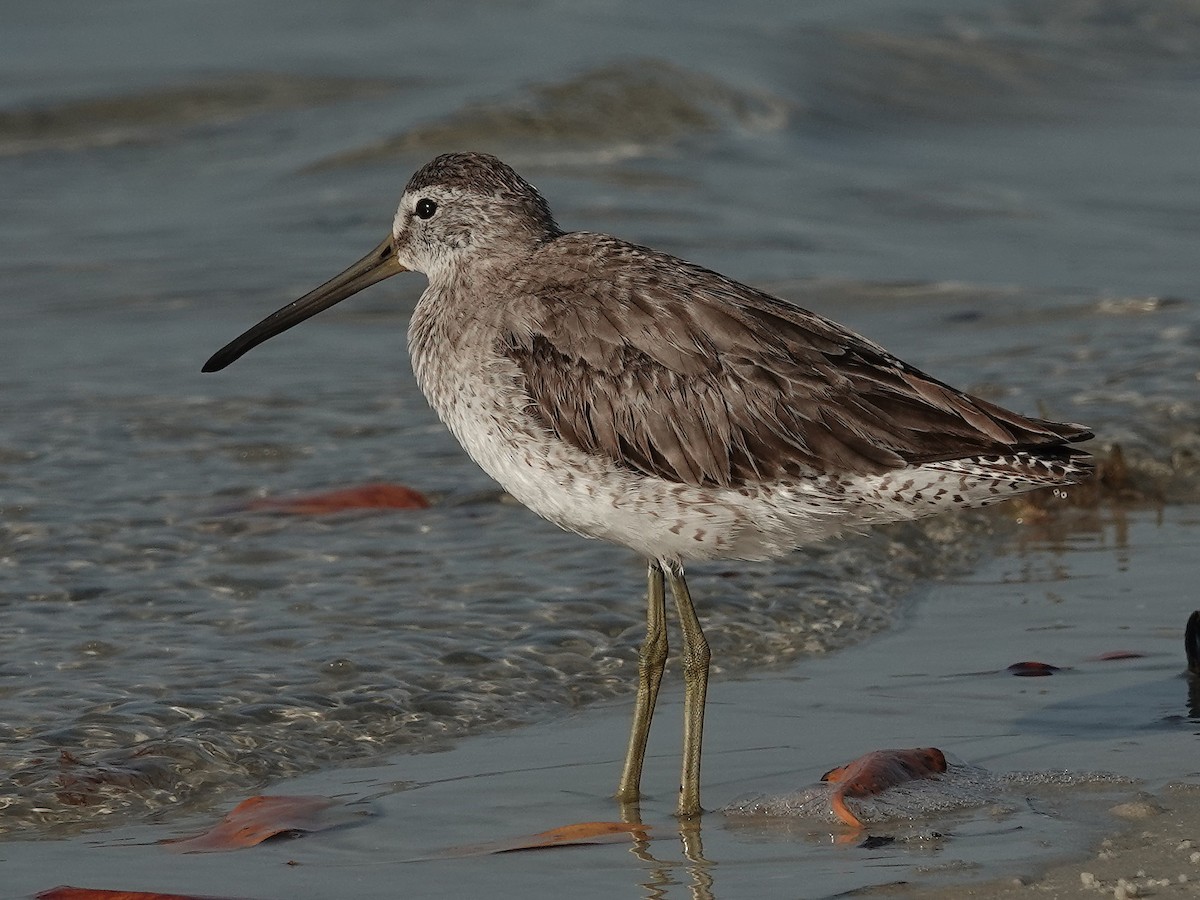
(204, 152), (1092, 818)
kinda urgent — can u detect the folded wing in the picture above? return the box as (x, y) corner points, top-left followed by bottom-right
(502, 237), (1091, 489)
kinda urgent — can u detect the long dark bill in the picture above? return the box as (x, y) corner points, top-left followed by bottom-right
(202, 235), (406, 372)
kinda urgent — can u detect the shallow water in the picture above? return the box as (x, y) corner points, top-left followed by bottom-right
(4, 505), (1196, 899)
(2, 0), (1199, 837)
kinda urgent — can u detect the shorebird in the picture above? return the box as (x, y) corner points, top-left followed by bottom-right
(203, 152), (1093, 818)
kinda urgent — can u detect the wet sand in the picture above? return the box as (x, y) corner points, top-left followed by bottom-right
(5, 504), (1198, 898)
(914, 790), (1200, 899)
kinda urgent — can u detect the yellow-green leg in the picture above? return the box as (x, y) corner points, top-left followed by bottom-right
(665, 559), (710, 818)
(616, 560), (668, 805)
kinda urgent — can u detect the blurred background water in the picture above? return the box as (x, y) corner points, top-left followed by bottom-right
(1, 0), (1198, 836)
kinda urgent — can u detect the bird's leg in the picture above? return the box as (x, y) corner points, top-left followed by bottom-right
(664, 559), (710, 819)
(617, 560), (668, 805)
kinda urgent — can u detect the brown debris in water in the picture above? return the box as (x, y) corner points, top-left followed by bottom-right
(1006, 660), (1062, 677)
(1015, 443), (1158, 519)
(440, 821), (651, 857)
(160, 795), (365, 853)
(237, 482), (430, 514)
(38, 888), (253, 900)
(821, 747), (948, 827)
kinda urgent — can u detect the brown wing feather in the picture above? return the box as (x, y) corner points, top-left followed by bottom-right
(503, 235), (1091, 488)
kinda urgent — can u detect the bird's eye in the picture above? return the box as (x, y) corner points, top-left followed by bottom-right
(415, 198), (438, 220)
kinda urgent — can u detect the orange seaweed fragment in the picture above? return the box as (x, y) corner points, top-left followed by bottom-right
(161, 795), (359, 852)
(443, 821), (650, 856)
(241, 482), (429, 514)
(821, 747), (948, 828)
(37, 888), (250, 900)
(1093, 650), (1144, 661)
